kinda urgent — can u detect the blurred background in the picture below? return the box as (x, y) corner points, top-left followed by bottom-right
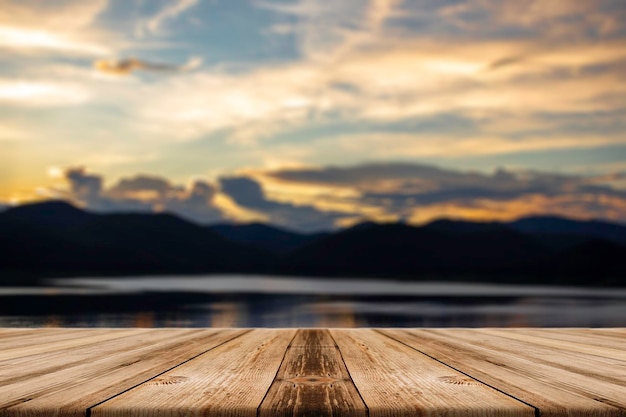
(1, 0), (625, 327)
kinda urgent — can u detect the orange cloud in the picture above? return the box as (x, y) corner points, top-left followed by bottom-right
(94, 57), (202, 76)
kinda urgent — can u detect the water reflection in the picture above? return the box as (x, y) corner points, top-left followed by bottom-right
(1, 276), (625, 327)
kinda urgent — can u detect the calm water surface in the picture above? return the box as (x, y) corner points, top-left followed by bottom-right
(1, 275), (625, 327)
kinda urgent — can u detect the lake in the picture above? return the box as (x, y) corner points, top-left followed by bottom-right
(1, 275), (625, 327)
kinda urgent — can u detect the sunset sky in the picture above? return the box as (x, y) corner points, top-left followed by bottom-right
(1, 0), (626, 231)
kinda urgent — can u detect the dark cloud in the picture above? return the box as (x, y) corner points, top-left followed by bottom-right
(163, 180), (223, 225)
(220, 177), (267, 209)
(42, 163), (626, 230)
(486, 55), (526, 71)
(220, 176), (345, 232)
(268, 163), (626, 223)
(268, 163), (461, 185)
(268, 163), (612, 201)
(57, 168), (225, 224)
(439, 0), (626, 38)
(107, 175), (184, 199)
(64, 167), (103, 203)
(268, 163), (540, 198)
(362, 169), (616, 206)
(93, 57), (201, 76)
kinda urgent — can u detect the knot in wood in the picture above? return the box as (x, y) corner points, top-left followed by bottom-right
(438, 375), (477, 386)
(285, 376), (342, 384)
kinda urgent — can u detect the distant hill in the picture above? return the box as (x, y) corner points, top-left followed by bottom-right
(1, 200), (93, 229)
(208, 223), (327, 253)
(1, 201), (624, 285)
(0, 201), (273, 279)
(535, 239), (626, 286)
(508, 216), (626, 246)
(287, 221), (625, 284)
(284, 222), (549, 279)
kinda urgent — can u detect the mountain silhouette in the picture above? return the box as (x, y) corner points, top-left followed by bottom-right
(0, 201), (272, 278)
(1, 201), (624, 285)
(534, 238), (626, 285)
(283, 222), (549, 279)
(508, 216), (626, 247)
(208, 223), (327, 253)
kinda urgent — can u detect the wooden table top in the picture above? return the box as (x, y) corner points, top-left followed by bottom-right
(0, 328), (624, 416)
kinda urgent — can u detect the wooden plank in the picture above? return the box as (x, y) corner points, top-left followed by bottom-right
(450, 329), (626, 388)
(381, 329), (626, 417)
(0, 328), (147, 362)
(0, 328), (246, 417)
(91, 329), (296, 417)
(508, 328), (626, 351)
(451, 329), (626, 386)
(330, 329), (533, 417)
(0, 329), (93, 351)
(480, 328), (626, 361)
(0, 328), (73, 341)
(594, 329), (626, 335)
(0, 329), (193, 386)
(259, 329), (367, 417)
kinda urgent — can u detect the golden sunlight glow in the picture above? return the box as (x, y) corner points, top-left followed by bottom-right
(0, 26), (107, 55)
(0, 82), (57, 100)
(0, 81), (89, 105)
(423, 60), (484, 75)
(212, 193), (268, 223)
(3, 191), (46, 206)
(47, 166), (64, 179)
(402, 193), (626, 226)
(261, 177), (361, 200)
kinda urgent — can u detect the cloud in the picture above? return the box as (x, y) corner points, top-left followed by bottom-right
(0, 0), (111, 55)
(107, 174), (183, 199)
(263, 162), (626, 224)
(256, 0), (403, 60)
(64, 167), (103, 204)
(28, 162), (626, 229)
(128, 33), (626, 146)
(139, 0), (199, 35)
(164, 180), (224, 225)
(45, 168), (348, 230)
(93, 56), (202, 76)
(219, 176), (346, 231)
(0, 26), (109, 56)
(0, 79), (90, 106)
(439, 0), (625, 38)
(6, 0), (622, 163)
(330, 132), (626, 160)
(0, 0), (108, 31)
(51, 168), (226, 224)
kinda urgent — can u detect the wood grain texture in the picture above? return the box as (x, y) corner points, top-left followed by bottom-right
(455, 329), (626, 400)
(331, 329), (533, 417)
(0, 329), (201, 386)
(0, 329), (86, 349)
(0, 329), (145, 362)
(90, 329), (296, 417)
(502, 328), (626, 352)
(0, 328), (246, 417)
(259, 329), (367, 417)
(480, 328), (626, 361)
(466, 329), (626, 386)
(0, 328), (624, 417)
(382, 329), (626, 417)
